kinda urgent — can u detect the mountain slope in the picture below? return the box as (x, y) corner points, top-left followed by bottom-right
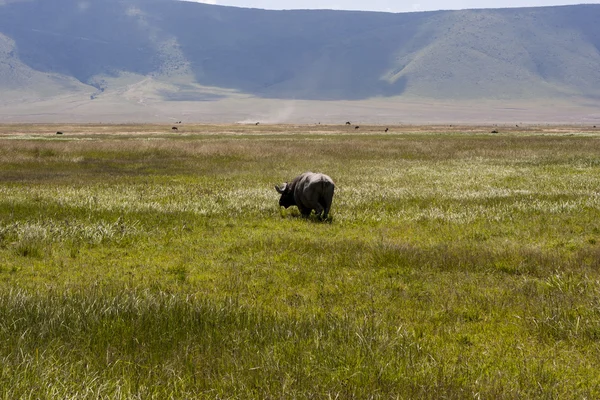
(0, 32), (93, 103)
(389, 7), (600, 100)
(0, 0), (599, 103)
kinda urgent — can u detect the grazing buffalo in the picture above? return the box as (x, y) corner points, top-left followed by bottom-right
(275, 172), (335, 220)
(172, 126), (178, 130)
(346, 121), (351, 125)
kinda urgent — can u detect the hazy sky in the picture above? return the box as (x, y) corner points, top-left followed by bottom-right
(183, 0), (600, 13)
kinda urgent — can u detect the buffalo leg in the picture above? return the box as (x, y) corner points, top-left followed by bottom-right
(318, 198), (330, 220)
(298, 204), (311, 218)
(313, 203), (324, 219)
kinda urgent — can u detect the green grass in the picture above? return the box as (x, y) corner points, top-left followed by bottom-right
(1, 124), (600, 398)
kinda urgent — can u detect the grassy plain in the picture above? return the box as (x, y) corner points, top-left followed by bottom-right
(1, 123), (600, 398)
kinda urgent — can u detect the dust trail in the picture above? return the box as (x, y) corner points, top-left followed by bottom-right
(238, 101), (297, 124)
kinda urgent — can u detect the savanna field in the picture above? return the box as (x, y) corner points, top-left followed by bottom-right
(2, 123), (600, 398)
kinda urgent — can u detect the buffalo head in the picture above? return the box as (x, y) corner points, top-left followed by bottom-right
(275, 182), (296, 208)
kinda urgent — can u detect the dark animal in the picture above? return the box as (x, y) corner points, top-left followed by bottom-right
(172, 127), (178, 130)
(256, 122), (260, 125)
(491, 130), (498, 133)
(355, 126), (359, 129)
(56, 131), (63, 135)
(275, 172), (335, 220)
(346, 121), (351, 125)
(385, 128), (389, 132)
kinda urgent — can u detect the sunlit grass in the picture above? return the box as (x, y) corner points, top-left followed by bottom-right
(1, 124), (600, 398)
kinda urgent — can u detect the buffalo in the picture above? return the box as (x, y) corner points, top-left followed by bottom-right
(275, 172), (335, 220)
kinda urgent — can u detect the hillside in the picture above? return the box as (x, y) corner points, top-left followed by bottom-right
(0, 0), (599, 122)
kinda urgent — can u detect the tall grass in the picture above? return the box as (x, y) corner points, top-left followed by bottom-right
(1, 124), (600, 398)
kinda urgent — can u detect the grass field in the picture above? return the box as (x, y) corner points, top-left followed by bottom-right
(1, 123), (600, 398)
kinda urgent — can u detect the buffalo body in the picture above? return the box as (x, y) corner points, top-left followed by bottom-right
(276, 172), (335, 219)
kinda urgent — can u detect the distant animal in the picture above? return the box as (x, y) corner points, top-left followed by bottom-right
(275, 172), (335, 220)
(355, 126), (359, 130)
(346, 121), (351, 125)
(56, 131), (63, 135)
(256, 122), (260, 125)
(172, 127), (178, 130)
(491, 130), (499, 133)
(385, 128), (389, 132)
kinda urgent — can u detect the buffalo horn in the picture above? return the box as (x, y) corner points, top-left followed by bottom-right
(275, 183), (288, 193)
